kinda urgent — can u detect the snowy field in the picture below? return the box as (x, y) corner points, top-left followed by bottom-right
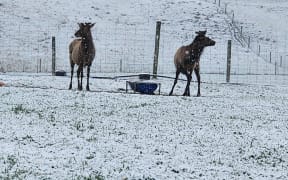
(0, 73), (288, 179)
(1, 0), (288, 179)
(1, 0), (287, 75)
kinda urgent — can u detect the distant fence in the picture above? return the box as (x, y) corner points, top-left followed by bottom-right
(210, 0), (288, 72)
(0, 22), (227, 74)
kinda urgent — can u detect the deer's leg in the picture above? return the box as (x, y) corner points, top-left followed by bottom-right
(80, 67), (83, 90)
(169, 69), (180, 96)
(69, 63), (75, 90)
(77, 65), (83, 90)
(183, 70), (192, 96)
(86, 65), (91, 91)
(194, 63), (201, 97)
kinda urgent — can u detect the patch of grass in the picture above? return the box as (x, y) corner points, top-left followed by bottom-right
(22, 135), (33, 141)
(74, 171), (104, 180)
(0, 155), (28, 179)
(86, 154), (95, 160)
(1, 92), (11, 97)
(88, 124), (95, 130)
(5, 155), (17, 171)
(12, 104), (29, 114)
(244, 147), (285, 167)
(4, 169), (28, 179)
(128, 103), (150, 109)
(75, 121), (85, 132)
(49, 113), (56, 122)
(138, 176), (156, 180)
(86, 136), (97, 142)
(37, 110), (44, 119)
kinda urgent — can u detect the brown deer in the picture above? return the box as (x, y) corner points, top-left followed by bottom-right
(69, 23), (96, 91)
(169, 31), (215, 96)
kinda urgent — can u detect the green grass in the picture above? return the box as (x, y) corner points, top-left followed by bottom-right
(12, 104), (29, 114)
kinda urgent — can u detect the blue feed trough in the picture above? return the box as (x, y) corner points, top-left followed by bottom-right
(128, 81), (159, 94)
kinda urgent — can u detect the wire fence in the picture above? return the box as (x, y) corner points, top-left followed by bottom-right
(211, 0), (288, 72)
(1, 13), (288, 86)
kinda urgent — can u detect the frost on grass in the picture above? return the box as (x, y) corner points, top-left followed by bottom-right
(0, 74), (287, 179)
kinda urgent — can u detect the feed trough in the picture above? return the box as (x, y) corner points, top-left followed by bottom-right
(55, 70), (67, 76)
(127, 81), (160, 95)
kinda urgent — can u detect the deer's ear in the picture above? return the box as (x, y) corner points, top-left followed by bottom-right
(78, 23), (84, 28)
(196, 31), (206, 35)
(90, 23), (95, 28)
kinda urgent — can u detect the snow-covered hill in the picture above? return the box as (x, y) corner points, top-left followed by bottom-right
(1, 0), (287, 77)
(0, 1), (288, 179)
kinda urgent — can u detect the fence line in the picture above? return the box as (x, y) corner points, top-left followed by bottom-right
(211, 0), (288, 71)
(0, 21), (288, 86)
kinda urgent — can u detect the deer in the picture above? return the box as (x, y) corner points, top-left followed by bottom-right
(69, 23), (96, 91)
(169, 31), (215, 96)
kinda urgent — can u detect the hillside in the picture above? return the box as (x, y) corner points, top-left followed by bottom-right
(0, 0), (288, 82)
(1, 0), (287, 78)
(0, 1), (288, 179)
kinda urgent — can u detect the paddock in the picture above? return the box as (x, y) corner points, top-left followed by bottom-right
(1, 0), (288, 178)
(0, 72), (287, 179)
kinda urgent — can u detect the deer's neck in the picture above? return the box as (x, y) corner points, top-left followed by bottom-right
(81, 34), (94, 53)
(188, 42), (204, 59)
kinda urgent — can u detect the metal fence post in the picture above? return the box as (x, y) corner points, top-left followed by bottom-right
(52, 36), (56, 76)
(153, 21), (161, 78)
(226, 40), (232, 83)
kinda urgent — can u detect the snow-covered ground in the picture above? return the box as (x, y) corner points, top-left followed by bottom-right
(0, 0), (288, 179)
(0, 73), (288, 179)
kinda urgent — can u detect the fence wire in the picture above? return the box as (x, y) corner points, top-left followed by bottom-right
(0, 21), (288, 86)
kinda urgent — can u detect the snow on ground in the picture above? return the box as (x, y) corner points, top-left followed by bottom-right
(0, 73), (288, 179)
(1, 0), (288, 179)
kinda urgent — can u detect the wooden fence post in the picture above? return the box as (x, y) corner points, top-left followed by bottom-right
(226, 40), (232, 83)
(52, 36), (56, 76)
(153, 21), (161, 78)
(39, 59), (42, 73)
(37, 59), (39, 73)
(120, 59), (122, 72)
(269, 52), (272, 63)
